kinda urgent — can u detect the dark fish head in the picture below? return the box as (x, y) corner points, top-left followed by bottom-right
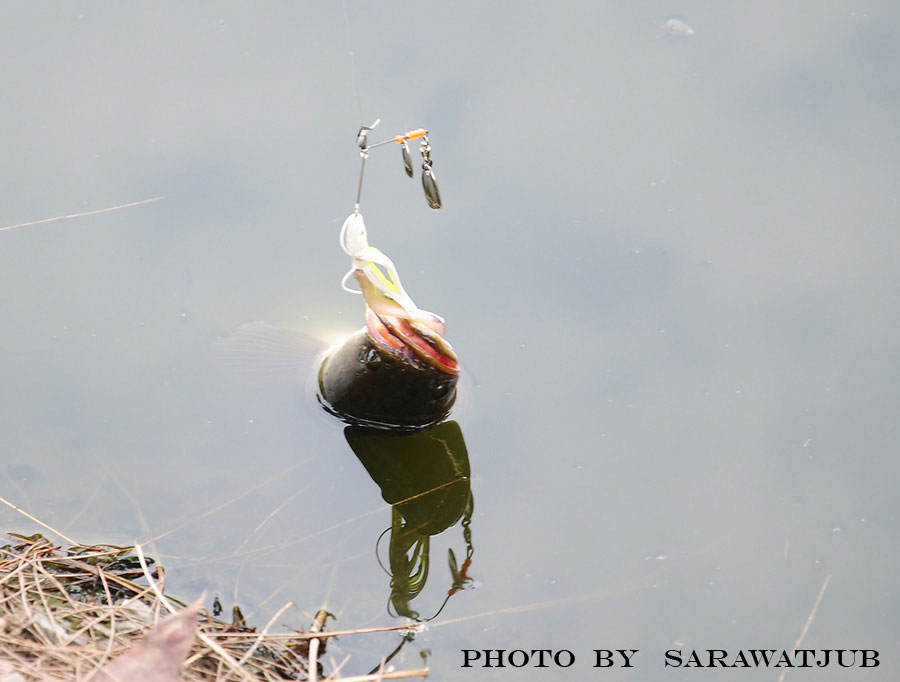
(317, 316), (459, 429)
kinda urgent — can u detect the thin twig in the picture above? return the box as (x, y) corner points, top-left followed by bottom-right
(233, 484), (313, 557)
(90, 561), (117, 662)
(227, 600), (295, 681)
(134, 543), (256, 682)
(335, 668), (429, 682)
(0, 196), (164, 232)
(326, 653), (352, 680)
(308, 608), (331, 682)
(210, 622), (420, 641)
(143, 459), (311, 545)
(0, 496), (80, 546)
(777, 574), (832, 682)
(309, 632), (321, 682)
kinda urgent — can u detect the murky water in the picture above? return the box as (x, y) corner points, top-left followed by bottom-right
(2, 2), (899, 679)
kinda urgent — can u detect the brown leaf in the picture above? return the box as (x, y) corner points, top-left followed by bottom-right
(86, 601), (201, 682)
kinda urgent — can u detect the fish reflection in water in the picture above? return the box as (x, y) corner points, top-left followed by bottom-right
(346, 421), (475, 621)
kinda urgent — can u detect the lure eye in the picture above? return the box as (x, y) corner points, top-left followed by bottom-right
(356, 118), (381, 150)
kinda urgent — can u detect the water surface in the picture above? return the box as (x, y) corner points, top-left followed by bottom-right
(2, 2), (898, 679)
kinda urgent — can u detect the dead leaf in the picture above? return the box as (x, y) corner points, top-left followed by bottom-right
(86, 600), (201, 682)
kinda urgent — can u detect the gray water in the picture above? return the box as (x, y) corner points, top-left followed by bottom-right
(2, 2), (899, 680)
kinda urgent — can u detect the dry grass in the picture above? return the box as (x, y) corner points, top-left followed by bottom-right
(0, 533), (427, 682)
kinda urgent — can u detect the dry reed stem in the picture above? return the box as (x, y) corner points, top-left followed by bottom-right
(309, 629), (321, 682)
(1, 501), (428, 681)
(226, 601), (295, 681)
(208, 623), (421, 642)
(0, 196), (165, 232)
(0, 495), (80, 545)
(335, 668), (429, 681)
(142, 460), (311, 546)
(0, 535), (428, 681)
(777, 574), (832, 682)
(308, 609), (332, 682)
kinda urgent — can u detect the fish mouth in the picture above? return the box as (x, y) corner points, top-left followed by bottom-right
(366, 307), (459, 375)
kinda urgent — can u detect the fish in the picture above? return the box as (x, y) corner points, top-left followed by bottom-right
(214, 316), (459, 430)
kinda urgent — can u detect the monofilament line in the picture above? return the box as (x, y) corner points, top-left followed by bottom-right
(341, 0), (364, 122)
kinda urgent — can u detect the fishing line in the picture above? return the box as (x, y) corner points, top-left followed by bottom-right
(339, 2), (443, 214)
(341, 0), (364, 122)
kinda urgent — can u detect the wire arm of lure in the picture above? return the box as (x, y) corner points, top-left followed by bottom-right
(354, 123), (443, 210)
(362, 127), (428, 151)
(353, 119), (380, 211)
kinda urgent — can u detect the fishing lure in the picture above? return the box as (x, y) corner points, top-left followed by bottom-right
(339, 122), (455, 373)
(353, 120), (442, 211)
(317, 122), (458, 428)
